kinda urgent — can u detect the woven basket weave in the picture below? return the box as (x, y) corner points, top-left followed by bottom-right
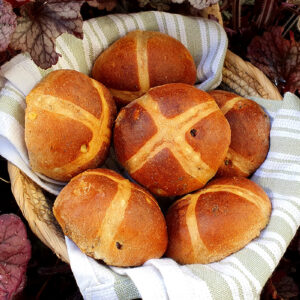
(7, 5), (282, 265)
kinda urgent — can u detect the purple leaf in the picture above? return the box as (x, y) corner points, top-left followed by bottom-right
(87, 0), (117, 11)
(0, 0), (17, 52)
(10, 0), (84, 69)
(247, 26), (300, 94)
(5, 0), (31, 8)
(0, 214), (31, 300)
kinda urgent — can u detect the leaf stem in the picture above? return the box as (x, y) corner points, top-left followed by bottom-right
(282, 6), (300, 37)
(0, 176), (10, 184)
(232, 0), (241, 31)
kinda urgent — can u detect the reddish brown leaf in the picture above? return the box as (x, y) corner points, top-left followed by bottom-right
(0, 47), (19, 65)
(138, 0), (171, 11)
(87, 0), (117, 11)
(10, 0), (84, 69)
(0, 0), (17, 52)
(247, 26), (300, 94)
(5, 0), (30, 8)
(261, 278), (281, 300)
(276, 276), (299, 299)
(0, 214), (31, 300)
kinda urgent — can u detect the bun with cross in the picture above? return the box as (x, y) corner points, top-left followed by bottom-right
(53, 168), (168, 267)
(25, 70), (116, 181)
(165, 177), (272, 264)
(114, 83), (231, 197)
(92, 30), (197, 106)
(209, 90), (270, 177)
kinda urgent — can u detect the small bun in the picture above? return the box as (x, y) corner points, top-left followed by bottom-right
(25, 70), (116, 181)
(92, 30), (197, 106)
(209, 90), (270, 177)
(114, 83), (231, 196)
(166, 177), (271, 264)
(53, 169), (167, 267)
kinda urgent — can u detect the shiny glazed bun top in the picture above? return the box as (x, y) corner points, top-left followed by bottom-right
(209, 90), (270, 177)
(114, 83), (231, 197)
(92, 30), (197, 106)
(166, 177), (271, 264)
(25, 70), (116, 181)
(53, 168), (167, 267)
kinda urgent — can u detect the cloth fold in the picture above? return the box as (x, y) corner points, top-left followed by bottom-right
(1, 11), (299, 300)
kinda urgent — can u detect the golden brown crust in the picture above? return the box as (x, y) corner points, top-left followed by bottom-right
(33, 70), (103, 118)
(92, 33), (140, 91)
(165, 197), (194, 262)
(25, 110), (93, 169)
(114, 83), (231, 196)
(113, 103), (158, 163)
(92, 30), (196, 105)
(209, 90), (270, 178)
(131, 148), (204, 196)
(148, 82), (206, 118)
(53, 169), (167, 267)
(166, 177), (271, 264)
(185, 111), (231, 170)
(206, 176), (270, 203)
(147, 32), (196, 87)
(53, 172), (118, 247)
(25, 69), (116, 181)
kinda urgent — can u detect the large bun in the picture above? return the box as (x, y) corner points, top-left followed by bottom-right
(92, 30), (197, 106)
(209, 90), (270, 177)
(25, 70), (116, 181)
(166, 177), (271, 264)
(53, 169), (167, 267)
(114, 83), (231, 196)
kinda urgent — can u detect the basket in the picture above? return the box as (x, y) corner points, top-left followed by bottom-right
(7, 5), (282, 266)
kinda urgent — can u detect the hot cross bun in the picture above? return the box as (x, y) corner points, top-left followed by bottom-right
(25, 70), (116, 181)
(166, 177), (271, 264)
(209, 90), (270, 177)
(53, 169), (167, 267)
(114, 83), (231, 197)
(92, 30), (197, 106)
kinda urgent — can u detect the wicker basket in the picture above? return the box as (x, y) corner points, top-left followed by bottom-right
(7, 5), (282, 265)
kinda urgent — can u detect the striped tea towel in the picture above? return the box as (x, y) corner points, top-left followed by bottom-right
(0, 11), (227, 195)
(0, 11), (299, 300)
